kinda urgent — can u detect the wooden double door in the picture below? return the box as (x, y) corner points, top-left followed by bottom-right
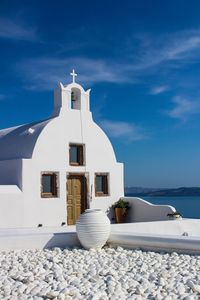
(67, 174), (87, 225)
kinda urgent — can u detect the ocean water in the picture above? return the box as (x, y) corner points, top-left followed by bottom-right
(126, 195), (200, 219)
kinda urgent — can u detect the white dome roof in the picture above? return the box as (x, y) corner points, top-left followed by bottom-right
(0, 118), (54, 160)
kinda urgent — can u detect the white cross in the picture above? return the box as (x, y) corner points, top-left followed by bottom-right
(70, 69), (77, 83)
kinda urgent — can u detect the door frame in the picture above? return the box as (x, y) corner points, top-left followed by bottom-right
(66, 173), (89, 224)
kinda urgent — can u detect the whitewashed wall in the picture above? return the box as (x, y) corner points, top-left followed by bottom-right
(123, 197), (176, 222)
(0, 186), (23, 228)
(21, 110), (124, 227)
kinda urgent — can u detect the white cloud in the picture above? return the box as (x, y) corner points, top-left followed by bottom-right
(130, 30), (200, 72)
(100, 120), (146, 142)
(166, 35), (200, 60)
(0, 18), (37, 41)
(16, 57), (133, 90)
(14, 28), (200, 90)
(150, 86), (169, 95)
(167, 96), (200, 121)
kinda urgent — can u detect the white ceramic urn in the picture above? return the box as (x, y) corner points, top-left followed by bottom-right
(76, 209), (111, 250)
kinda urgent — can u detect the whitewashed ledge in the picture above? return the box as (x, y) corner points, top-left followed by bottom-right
(0, 226), (81, 250)
(0, 219), (200, 253)
(108, 219), (200, 254)
(108, 232), (200, 254)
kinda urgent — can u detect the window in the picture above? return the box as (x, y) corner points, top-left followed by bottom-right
(69, 144), (84, 166)
(41, 172), (58, 198)
(95, 173), (109, 196)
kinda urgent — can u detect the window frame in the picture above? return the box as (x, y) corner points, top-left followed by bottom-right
(41, 172), (59, 198)
(95, 173), (109, 197)
(69, 143), (85, 166)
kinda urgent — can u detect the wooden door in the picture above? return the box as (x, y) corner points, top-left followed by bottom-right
(67, 175), (87, 225)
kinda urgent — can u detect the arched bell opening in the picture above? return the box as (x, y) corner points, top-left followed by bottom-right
(71, 88), (81, 110)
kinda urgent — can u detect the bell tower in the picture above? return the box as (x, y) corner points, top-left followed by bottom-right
(52, 70), (91, 117)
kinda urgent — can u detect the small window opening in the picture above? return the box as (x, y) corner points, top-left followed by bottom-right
(69, 144), (84, 166)
(41, 172), (58, 198)
(95, 173), (109, 196)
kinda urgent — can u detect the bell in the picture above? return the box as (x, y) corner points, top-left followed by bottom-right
(71, 91), (75, 101)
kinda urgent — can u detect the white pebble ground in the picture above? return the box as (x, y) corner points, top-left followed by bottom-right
(0, 247), (200, 300)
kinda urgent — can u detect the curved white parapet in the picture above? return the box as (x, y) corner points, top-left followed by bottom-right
(122, 197), (176, 222)
(108, 231), (200, 254)
(76, 209), (111, 250)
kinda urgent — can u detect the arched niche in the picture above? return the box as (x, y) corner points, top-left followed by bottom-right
(71, 87), (81, 110)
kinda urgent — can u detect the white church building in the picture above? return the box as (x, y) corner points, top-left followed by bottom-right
(0, 71), (124, 228)
(1, 71), (194, 254)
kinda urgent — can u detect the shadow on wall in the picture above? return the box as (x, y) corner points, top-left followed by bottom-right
(44, 232), (81, 249)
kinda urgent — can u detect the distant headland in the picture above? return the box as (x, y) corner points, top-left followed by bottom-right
(125, 187), (200, 197)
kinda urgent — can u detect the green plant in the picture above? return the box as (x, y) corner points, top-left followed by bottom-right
(167, 212), (182, 217)
(112, 199), (130, 210)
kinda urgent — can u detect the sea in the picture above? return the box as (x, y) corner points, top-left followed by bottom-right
(125, 195), (200, 219)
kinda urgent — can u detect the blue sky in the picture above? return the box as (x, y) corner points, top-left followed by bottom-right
(1, 0), (200, 188)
